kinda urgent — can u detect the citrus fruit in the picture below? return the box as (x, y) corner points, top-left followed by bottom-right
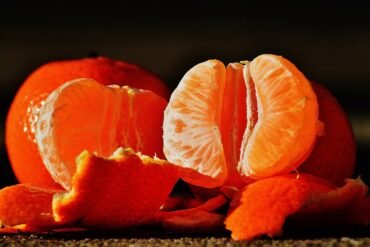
(35, 78), (167, 190)
(299, 82), (356, 185)
(6, 56), (169, 188)
(163, 54), (319, 187)
(53, 147), (179, 228)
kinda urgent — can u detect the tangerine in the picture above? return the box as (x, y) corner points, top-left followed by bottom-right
(6, 56), (169, 188)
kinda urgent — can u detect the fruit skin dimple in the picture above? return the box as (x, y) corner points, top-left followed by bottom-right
(6, 56), (169, 188)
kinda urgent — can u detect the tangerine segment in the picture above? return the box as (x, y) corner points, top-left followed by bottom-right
(163, 60), (227, 188)
(240, 55), (319, 178)
(0, 184), (60, 227)
(53, 148), (179, 228)
(36, 78), (167, 190)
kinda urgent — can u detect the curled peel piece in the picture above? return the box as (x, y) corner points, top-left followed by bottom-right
(53, 147), (179, 229)
(0, 184), (61, 228)
(225, 174), (369, 241)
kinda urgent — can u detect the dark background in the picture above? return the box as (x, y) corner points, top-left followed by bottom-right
(1, 2), (369, 188)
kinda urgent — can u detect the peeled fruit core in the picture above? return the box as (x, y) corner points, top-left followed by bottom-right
(163, 54), (319, 187)
(36, 78), (167, 190)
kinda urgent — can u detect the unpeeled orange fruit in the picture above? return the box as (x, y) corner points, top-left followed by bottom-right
(36, 78), (167, 190)
(163, 54), (319, 188)
(300, 82), (356, 185)
(6, 57), (169, 188)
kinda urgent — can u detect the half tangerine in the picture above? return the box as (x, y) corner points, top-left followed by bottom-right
(36, 78), (167, 189)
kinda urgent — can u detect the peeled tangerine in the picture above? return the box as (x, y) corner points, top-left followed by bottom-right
(0, 148), (179, 230)
(163, 54), (320, 187)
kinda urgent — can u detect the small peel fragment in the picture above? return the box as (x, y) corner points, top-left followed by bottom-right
(0, 184), (61, 228)
(53, 147), (179, 229)
(163, 210), (225, 234)
(156, 194), (228, 233)
(225, 174), (370, 241)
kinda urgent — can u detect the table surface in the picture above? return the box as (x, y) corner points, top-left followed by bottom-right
(1, 235), (370, 247)
(1, 227), (369, 247)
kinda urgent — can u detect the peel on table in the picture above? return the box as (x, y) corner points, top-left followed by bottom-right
(0, 148), (228, 233)
(53, 148), (179, 228)
(0, 184), (60, 228)
(0, 148), (179, 230)
(225, 174), (370, 240)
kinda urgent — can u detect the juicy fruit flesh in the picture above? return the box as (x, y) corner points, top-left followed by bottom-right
(163, 55), (319, 187)
(36, 78), (167, 190)
(163, 60), (228, 187)
(240, 55), (319, 178)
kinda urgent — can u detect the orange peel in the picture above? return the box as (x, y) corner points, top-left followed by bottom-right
(225, 174), (369, 240)
(53, 147), (179, 228)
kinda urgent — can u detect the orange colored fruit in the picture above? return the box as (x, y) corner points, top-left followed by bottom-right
(225, 174), (368, 240)
(300, 82), (356, 185)
(0, 184), (60, 227)
(53, 148), (179, 228)
(6, 56), (169, 188)
(163, 55), (319, 188)
(36, 78), (167, 189)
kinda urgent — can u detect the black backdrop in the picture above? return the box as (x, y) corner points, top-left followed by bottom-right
(1, 2), (370, 187)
